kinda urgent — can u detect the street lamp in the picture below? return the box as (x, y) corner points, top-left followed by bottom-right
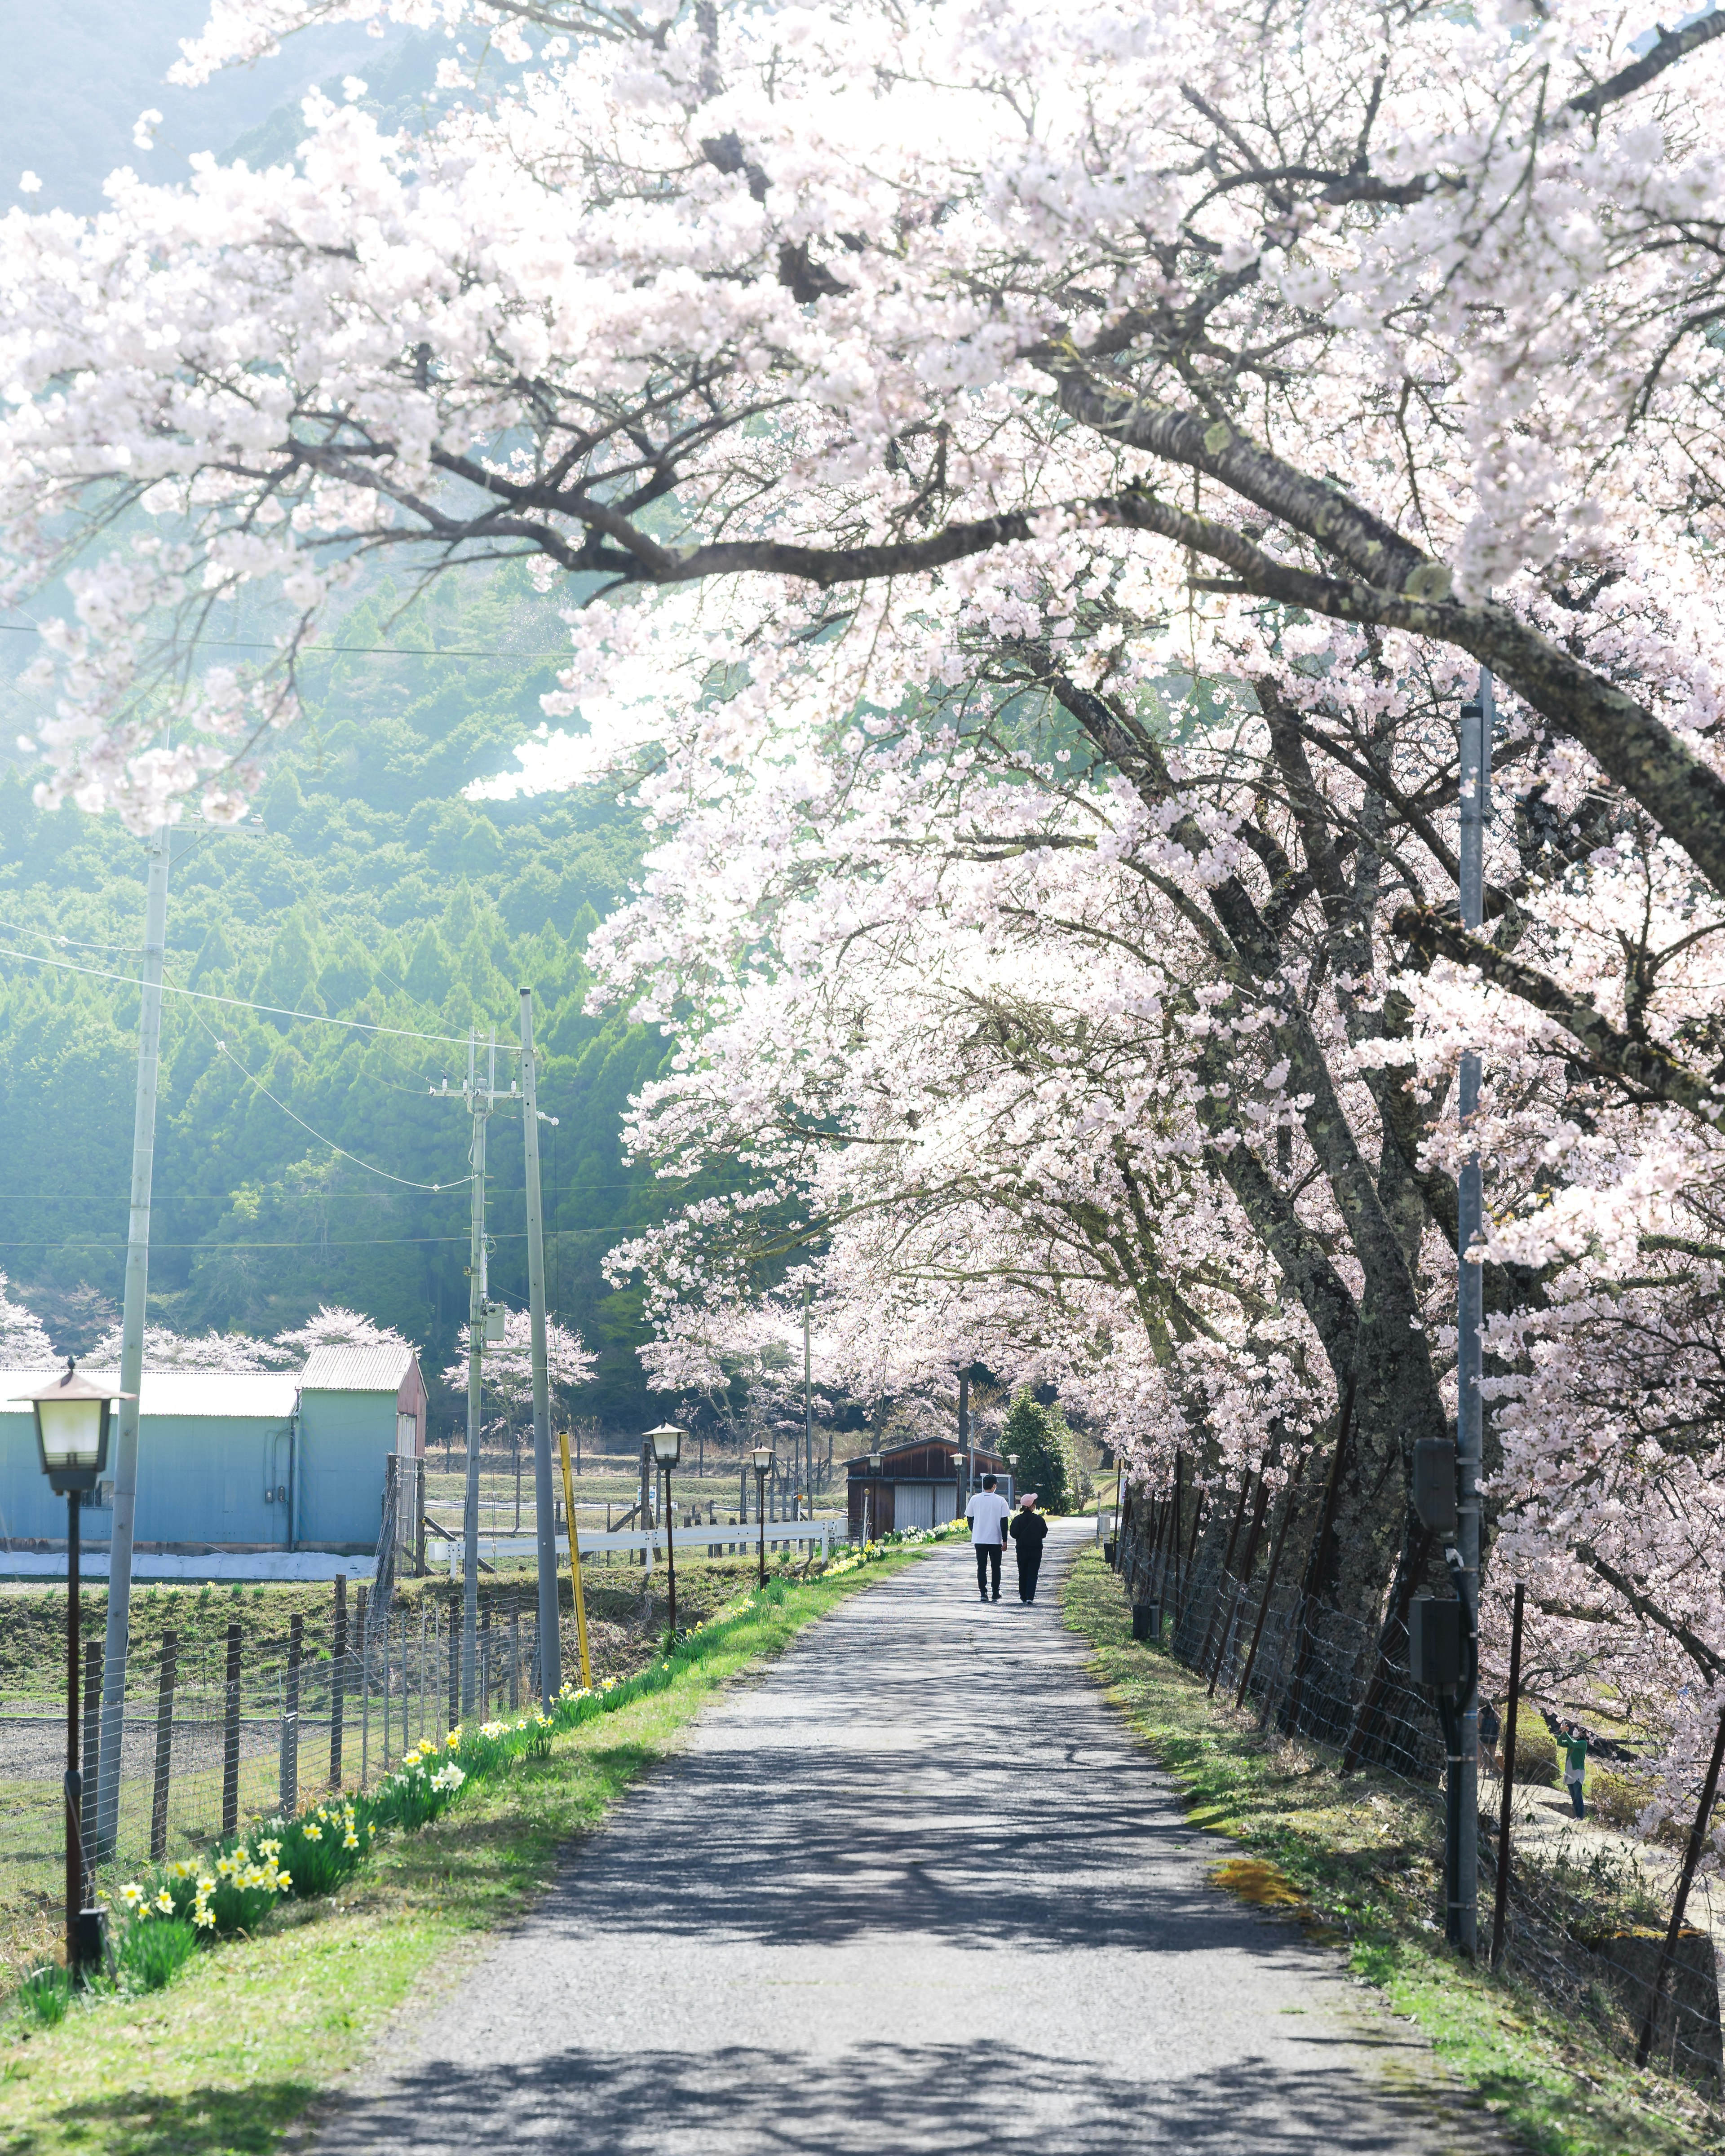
(646, 1424), (685, 1635)
(13, 1360), (128, 1978)
(866, 1451), (882, 1543)
(750, 1446), (775, 1585)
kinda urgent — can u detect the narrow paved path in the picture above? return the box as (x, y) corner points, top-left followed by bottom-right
(317, 1524), (1497, 2154)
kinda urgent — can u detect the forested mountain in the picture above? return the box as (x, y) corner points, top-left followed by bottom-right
(0, 566), (683, 1430)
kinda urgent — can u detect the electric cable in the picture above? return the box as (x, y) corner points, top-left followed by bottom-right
(0, 937), (512, 1049)
(194, 1013), (473, 1193)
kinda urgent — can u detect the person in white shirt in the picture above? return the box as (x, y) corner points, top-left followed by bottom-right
(966, 1474), (1012, 1603)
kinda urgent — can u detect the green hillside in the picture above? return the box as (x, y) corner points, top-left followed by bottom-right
(0, 566), (687, 1430)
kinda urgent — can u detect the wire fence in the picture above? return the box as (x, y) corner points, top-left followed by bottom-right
(1119, 1507), (1724, 2088)
(0, 1576), (572, 1979)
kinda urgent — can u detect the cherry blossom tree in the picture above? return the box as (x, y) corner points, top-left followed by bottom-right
(7, 0), (1725, 1817)
(0, 1275), (55, 1366)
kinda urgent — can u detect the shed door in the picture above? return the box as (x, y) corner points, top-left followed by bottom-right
(896, 1483), (936, 1531)
(397, 1411), (418, 1456)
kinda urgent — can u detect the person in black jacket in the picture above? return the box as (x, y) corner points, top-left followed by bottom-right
(1009, 1493), (1049, 1603)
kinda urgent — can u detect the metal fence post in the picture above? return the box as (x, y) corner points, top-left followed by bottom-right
(149, 1630), (177, 1863)
(281, 1613), (302, 1817)
(221, 1621), (242, 1840)
(509, 1590), (520, 1711)
(356, 1584), (370, 1788)
(331, 1573), (347, 1790)
(447, 1589), (460, 1730)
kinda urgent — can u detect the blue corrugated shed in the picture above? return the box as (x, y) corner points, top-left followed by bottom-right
(0, 1344), (425, 1553)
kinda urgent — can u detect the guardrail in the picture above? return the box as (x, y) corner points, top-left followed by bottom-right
(434, 1518), (845, 1575)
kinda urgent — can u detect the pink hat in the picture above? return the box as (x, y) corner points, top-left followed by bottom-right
(1020, 1492), (1037, 1508)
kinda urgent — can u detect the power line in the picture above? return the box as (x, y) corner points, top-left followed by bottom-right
(0, 937), (508, 1049)
(0, 1180), (668, 1200)
(0, 620), (566, 663)
(199, 1019), (475, 1193)
(0, 1225), (668, 1251)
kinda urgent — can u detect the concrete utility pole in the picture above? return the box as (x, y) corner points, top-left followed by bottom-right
(802, 1281), (814, 1510)
(518, 987), (561, 1706)
(95, 825), (169, 1861)
(464, 1030), (487, 1717)
(1450, 672), (1494, 1956)
(445, 1027), (515, 1716)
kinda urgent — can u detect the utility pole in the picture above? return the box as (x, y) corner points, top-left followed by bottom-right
(1451, 672), (1493, 1956)
(95, 826), (169, 1861)
(802, 1282), (814, 1510)
(464, 1030), (487, 1719)
(518, 987), (561, 1706)
(433, 1028), (515, 1719)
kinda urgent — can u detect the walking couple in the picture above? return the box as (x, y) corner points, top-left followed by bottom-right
(965, 1476), (1048, 1604)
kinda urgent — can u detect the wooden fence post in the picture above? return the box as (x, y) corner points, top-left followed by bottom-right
(221, 1621), (242, 1840)
(280, 1614), (302, 1817)
(1341, 1527), (1434, 1773)
(330, 1574), (347, 1789)
(1281, 1375), (1356, 1736)
(1637, 1707), (1725, 2068)
(149, 1630), (177, 1863)
(1490, 1582), (1525, 1971)
(1211, 1471), (1272, 1697)
(1197, 1478), (1252, 1676)
(1235, 1449), (1309, 1712)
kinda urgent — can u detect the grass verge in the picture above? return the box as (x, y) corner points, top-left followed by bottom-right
(0, 1541), (939, 2156)
(1062, 1546), (1722, 2156)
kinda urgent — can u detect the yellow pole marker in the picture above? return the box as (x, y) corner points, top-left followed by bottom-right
(557, 1427), (592, 1691)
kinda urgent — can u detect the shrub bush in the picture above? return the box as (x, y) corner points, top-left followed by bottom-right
(1504, 1731), (1560, 1786)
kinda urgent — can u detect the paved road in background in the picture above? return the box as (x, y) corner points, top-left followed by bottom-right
(316, 1523), (1496, 2154)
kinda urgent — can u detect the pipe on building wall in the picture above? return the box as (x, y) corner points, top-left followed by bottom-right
(287, 1412), (298, 1555)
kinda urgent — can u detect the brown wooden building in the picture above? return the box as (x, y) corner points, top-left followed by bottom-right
(845, 1437), (1012, 1537)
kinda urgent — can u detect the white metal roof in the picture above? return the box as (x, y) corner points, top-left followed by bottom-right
(0, 1368), (299, 1420)
(298, 1342), (417, 1394)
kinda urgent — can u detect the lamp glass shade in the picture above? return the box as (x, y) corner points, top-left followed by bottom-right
(16, 1361), (125, 1493)
(867, 1452), (882, 1472)
(36, 1396), (106, 1476)
(646, 1422), (685, 1467)
(750, 1445), (775, 1471)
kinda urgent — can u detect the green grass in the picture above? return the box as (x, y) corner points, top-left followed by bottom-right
(1062, 1548), (1723, 2156)
(0, 1544), (934, 2155)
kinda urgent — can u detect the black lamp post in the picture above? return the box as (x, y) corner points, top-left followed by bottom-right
(646, 1424), (685, 1634)
(866, 1450), (883, 1542)
(751, 1446), (775, 1584)
(14, 1360), (128, 1977)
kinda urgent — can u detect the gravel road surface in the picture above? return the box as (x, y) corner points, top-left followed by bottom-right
(315, 1522), (1501, 2154)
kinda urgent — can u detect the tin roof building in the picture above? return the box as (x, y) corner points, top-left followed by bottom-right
(845, 1437), (1012, 1538)
(0, 1342), (426, 1555)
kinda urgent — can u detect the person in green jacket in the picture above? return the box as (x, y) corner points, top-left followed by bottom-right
(1561, 1723), (1589, 1818)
